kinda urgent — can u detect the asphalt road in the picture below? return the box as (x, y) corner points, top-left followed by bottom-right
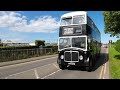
(0, 47), (109, 79)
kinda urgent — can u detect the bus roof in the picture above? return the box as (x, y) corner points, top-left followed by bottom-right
(61, 11), (87, 18)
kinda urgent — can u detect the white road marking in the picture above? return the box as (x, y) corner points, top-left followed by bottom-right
(5, 69), (34, 78)
(53, 63), (59, 69)
(41, 69), (61, 79)
(102, 48), (108, 79)
(4, 62), (56, 79)
(103, 62), (107, 79)
(99, 48), (108, 79)
(0, 56), (57, 69)
(99, 64), (104, 79)
(34, 69), (39, 79)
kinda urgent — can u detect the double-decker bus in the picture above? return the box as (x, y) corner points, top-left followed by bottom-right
(57, 11), (101, 72)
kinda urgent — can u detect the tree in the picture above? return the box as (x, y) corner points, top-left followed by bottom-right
(0, 43), (3, 47)
(103, 11), (120, 37)
(35, 40), (45, 47)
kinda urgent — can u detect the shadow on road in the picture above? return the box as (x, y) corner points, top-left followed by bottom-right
(67, 66), (85, 71)
(92, 52), (108, 71)
(65, 52), (109, 72)
(114, 55), (120, 59)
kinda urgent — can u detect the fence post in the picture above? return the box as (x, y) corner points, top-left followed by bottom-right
(37, 48), (38, 56)
(51, 48), (52, 54)
(12, 50), (13, 61)
(44, 48), (46, 54)
(0, 50), (1, 62)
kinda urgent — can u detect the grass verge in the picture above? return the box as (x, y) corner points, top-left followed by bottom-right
(109, 46), (120, 79)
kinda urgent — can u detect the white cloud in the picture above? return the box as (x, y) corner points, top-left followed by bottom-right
(0, 11), (22, 28)
(0, 11), (59, 33)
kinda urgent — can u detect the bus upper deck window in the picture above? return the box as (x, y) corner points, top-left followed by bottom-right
(60, 17), (72, 25)
(73, 15), (85, 24)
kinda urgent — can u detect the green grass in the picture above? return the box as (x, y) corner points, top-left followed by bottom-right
(109, 46), (120, 79)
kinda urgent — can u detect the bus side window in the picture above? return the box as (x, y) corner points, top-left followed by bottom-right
(87, 25), (92, 34)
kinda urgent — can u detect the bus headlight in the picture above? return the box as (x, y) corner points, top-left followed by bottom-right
(60, 55), (64, 59)
(79, 55), (83, 60)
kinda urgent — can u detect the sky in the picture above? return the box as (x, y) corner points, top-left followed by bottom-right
(0, 11), (118, 44)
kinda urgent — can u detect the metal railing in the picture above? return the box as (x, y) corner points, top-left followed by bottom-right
(0, 48), (58, 62)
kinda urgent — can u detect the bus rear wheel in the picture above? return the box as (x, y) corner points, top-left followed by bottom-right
(59, 64), (67, 70)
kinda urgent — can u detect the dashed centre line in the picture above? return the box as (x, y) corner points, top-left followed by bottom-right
(34, 68), (40, 79)
(4, 61), (60, 79)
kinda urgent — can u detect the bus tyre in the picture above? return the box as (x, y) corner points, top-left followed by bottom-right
(92, 56), (95, 67)
(86, 59), (93, 72)
(59, 64), (67, 70)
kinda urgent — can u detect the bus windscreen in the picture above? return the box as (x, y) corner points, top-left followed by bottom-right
(59, 36), (86, 50)
(72, 37), (86, 49)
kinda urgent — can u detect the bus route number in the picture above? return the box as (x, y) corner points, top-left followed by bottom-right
(63, 28), (73, 35)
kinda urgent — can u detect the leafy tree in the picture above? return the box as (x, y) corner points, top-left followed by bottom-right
(35, 40), (45, 47)
(0, 43), (3, 47)
(103, 11), (120, 37)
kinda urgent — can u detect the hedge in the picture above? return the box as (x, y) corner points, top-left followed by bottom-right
(115, 39), (120, 53)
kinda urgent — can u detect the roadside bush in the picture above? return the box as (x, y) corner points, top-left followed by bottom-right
(0, 43), (3, 47)
(45, 45), (58, 53)
(115, 39), (120, 53)
(0, 46), (38, 50)
(0, 46), (58, 62)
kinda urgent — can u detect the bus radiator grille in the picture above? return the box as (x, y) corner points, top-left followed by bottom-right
(64, 51), (79, 62)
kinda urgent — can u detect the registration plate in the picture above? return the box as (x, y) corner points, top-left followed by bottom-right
(68, 62), (75, 65)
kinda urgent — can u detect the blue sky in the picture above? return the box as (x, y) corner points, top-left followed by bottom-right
(0, 11), (118, 44)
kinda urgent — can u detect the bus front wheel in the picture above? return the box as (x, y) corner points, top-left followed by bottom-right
(58, 64), (67, 70)
(86, 57), (93, 72)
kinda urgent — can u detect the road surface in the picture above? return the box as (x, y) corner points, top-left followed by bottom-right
(0, 47), (109, 79)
